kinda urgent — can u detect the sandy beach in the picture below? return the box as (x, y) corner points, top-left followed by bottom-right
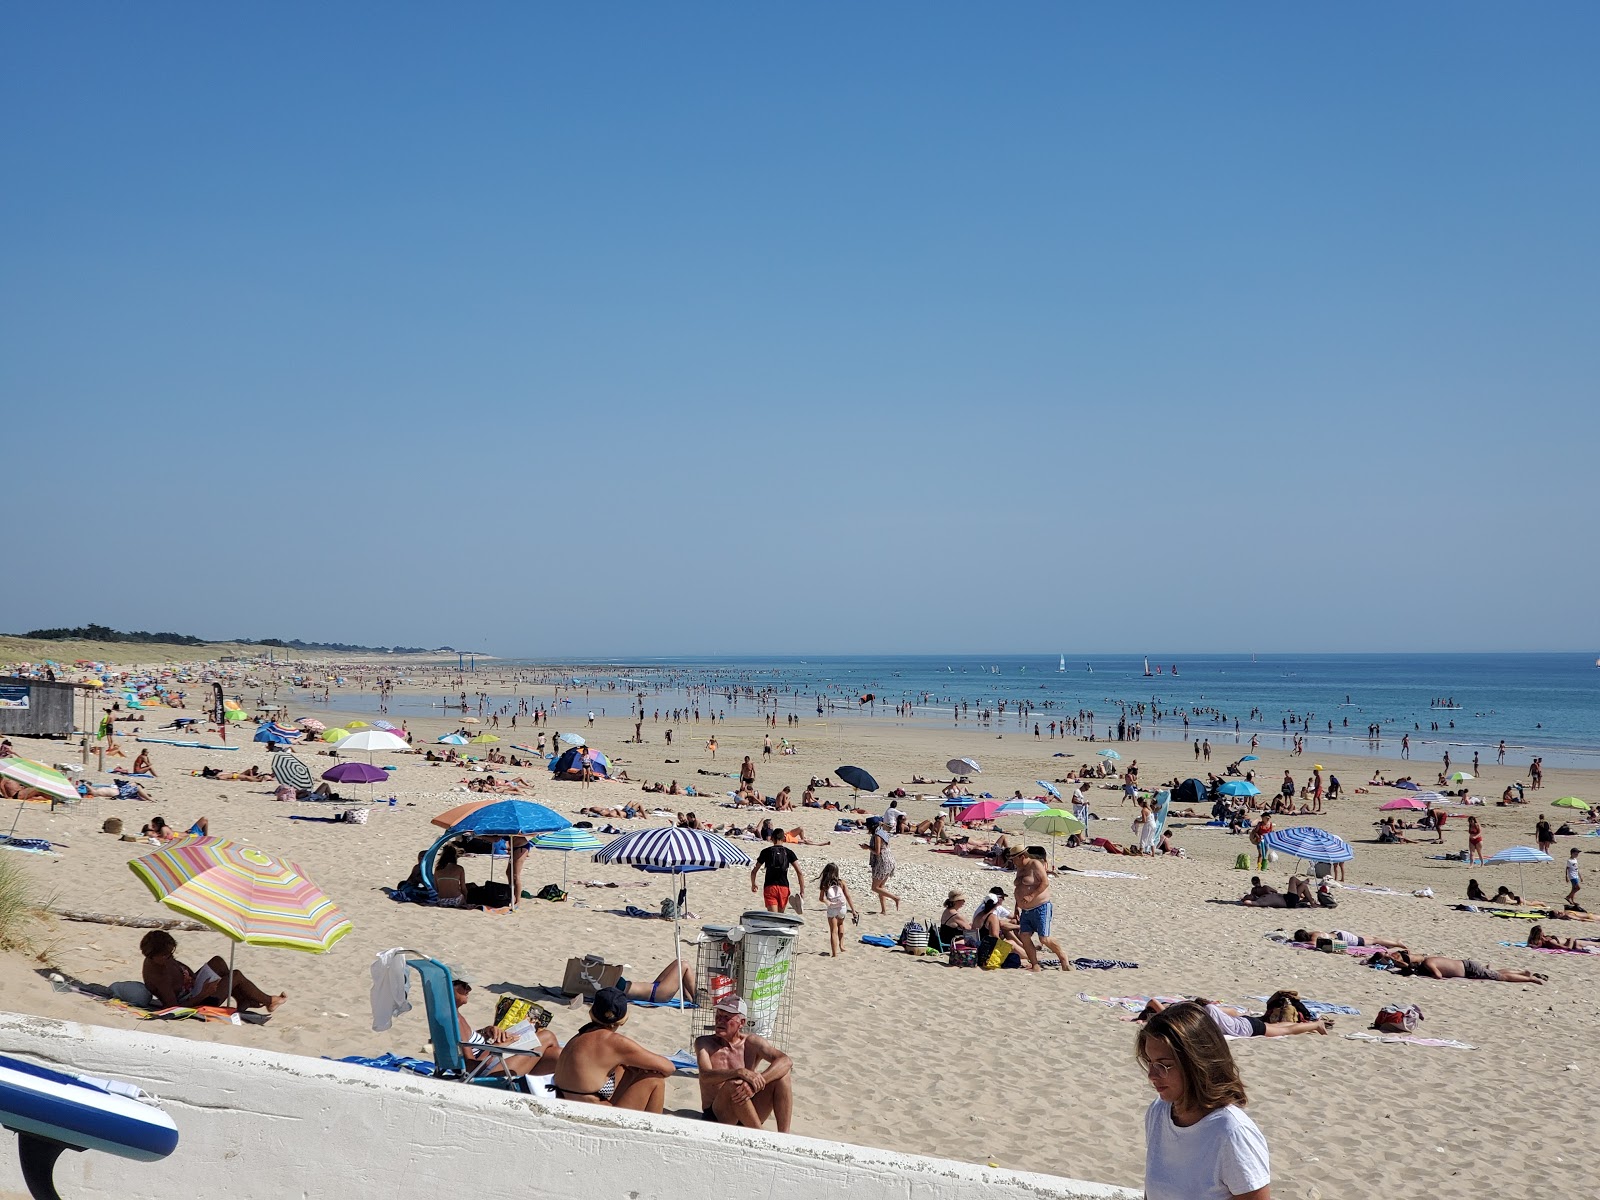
(4, 673), (1599, 1200)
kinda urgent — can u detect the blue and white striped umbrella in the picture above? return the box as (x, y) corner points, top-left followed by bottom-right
(1036, 781), (1062, 800)
(1262, 826), (1354, 864)
(593, 827), (752, 870)
(1483, 846), (1552, 865)
(997, 798), (1049, 815)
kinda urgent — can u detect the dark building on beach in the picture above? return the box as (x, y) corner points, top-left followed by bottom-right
(0, 676), (80, 739)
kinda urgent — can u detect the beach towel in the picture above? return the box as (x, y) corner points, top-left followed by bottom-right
(1343, 1031), (1474, 1051)
(0, 837), (56, 854)
(628, 996), (696, 1009)
(1075, 993), (1190, 1015)
(1498, 940), (1597, 955)
(859, 934), (897, 947)
(1250, 995), (1360, 1017)
(668, 1050), (699, 1073)
(333, 1052), (436, 1076)
(1332, 884), (1410, 896)
(1066, 870), (1147, 880)
(623, 905), (661, 919)
(1072, 958), (1139, 970)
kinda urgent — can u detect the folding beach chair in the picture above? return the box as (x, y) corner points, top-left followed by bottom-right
(406, 957), (549, 1091)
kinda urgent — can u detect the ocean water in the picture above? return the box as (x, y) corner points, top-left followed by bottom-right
(328, 653), (1600, 769)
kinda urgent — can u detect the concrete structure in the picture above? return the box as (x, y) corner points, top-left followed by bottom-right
(0, 1010), (1137, 1200)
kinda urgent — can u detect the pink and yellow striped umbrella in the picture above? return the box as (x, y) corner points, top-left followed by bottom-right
(127, 837), (351, 953)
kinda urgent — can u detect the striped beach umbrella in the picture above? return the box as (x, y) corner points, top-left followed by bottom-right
(127, 838), (351, 952)
(534, 827), (604, 886)
(946, 757), (982, 775)
(296, 718), (326, 733)
(437, 734), (468, 745)
(0, 757), (79, 804)
(270, 754), (315, 792)
(1262, 826), (1353, 864)
(1483, 845), (1552, 895)
(593, 826), (751, 870)
(1036, 781), (1062, 801)
(997, 798), (1049, 816)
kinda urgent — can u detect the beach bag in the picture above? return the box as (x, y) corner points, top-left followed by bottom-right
(1233, 853), (1250, 870)
(980, 938), (1011, 971)
(535, 883), (567, 902)
(898, 920), (928, 953)
(342, 808), (369, 824)
(467, 880), (512, 907)
(948, 939), (979, 968)
(1373, 1004), (1422, 1033)
(102, 817), (123, 836)
(1264, 990), (1315, 1024)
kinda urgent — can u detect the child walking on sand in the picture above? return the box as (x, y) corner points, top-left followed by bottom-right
(818, 863), (857, 956)
(1567, 848), (1582, 907)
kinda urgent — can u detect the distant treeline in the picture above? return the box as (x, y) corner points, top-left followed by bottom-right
(14, 624), (449, 655)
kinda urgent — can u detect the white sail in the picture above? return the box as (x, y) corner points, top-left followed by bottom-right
(1059, 655), (1066, 672)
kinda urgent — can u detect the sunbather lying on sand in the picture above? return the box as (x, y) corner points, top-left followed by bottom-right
(1526, 925), (1592, 952)
(580, 803), (645, 819)
(1139, 997), (1333, 1037)
(1293, 927), (1407, 949)
(1370, 950), (1546, 984)
(1239, 875), (1318, 908)
(197, 765), (271, 781)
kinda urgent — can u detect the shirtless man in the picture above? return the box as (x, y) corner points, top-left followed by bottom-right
(550, 987), (675, 1111)
(1009, 847), (1070, 971)
(1375, 951), (1545, 985)
(694, 996), (793, 1132)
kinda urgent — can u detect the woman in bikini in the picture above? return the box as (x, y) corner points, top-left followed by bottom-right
(140, 930), (286, 1013)
(550, 987), (675, 1111)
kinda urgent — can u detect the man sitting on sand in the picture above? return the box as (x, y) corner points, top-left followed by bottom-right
(694, 996), (793, 1132)
(1293, 927), (1407, 949)
(550, 987), (676, 1111)
(1370, 950), (1546, 984)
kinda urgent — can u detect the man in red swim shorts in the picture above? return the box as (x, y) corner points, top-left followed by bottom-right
(751, 829), (803, 913)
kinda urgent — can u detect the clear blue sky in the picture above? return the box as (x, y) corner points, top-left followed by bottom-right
(3, 4), (1596, 656)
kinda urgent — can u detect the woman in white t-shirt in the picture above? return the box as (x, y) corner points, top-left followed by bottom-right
(1137, 1000), (1271, 1200)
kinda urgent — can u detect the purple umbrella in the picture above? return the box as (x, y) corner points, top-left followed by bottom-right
(322, 762), (388, 784)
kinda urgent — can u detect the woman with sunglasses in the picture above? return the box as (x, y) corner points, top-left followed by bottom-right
(1137, 1000), (1271, 1199)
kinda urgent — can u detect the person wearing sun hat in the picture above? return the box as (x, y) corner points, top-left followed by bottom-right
(693, 995), (793, 1132)
(550, 985), (675, 1111)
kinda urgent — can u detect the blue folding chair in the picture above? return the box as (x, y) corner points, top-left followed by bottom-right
(405, 957), (547, 1090)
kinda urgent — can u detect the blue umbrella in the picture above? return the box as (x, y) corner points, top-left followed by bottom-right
(1036, 781), (1062, 800)
(997, 798), (1048, 816)
(1483, 845), (1552, 895)
(1262, 826), (1353, 864)
(437, 734), (468, 745)
(940, 796), (973, 809)
(254, 724), (294, 745)
(447, 800), (570, 838)
(1097, 749), (1121, 760)
(1218, 781), (1260, 797)
(835, 765), (879, 793)
(1240, 755), (1259, 761)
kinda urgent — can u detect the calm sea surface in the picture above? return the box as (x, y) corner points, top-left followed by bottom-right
(324, 653), (1600, 769)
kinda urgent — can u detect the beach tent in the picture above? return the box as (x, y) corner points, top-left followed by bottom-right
(549, 746), (609, 779)
(1173, 778), (1207, 809)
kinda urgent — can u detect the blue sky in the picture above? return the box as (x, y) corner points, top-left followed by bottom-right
(3, 4), (1596, 656)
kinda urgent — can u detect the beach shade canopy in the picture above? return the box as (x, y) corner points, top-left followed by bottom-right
(270, 754), (316, 792)
(550, 746), (610, 778)
(835, 765), (879, 792)
(957, 799), (1003, 823)
(593, 826), (752, 870)
(558, 732), (587, 746)
(1036, 781), (1062, 800)
(1174, 778), (1207, 808)
(1218, 780), (1260, 797)
(1262, 826), (1353, 864)
(445, 800), (569, 838)
(0, 757), (79, 804)
(321, 762), (387, 784)
(253, 724), (295, 745)
(1483, 846), (1553, 866)
(431, 799), (495, 830)
(997, 798), (1049, 815)
(946, 757), (982, 776)
(1448, 771), (1474, 783)
(1240, 755), (1259, 762)
(127, 837), (352, 953)
(296, 718), (326, 733)
(437, 734), (469, 745)
(1554, 796), (1592, 811)
(321, 728), (350, 742)
(469, 734), (500, 744)
(1097, 749), (1121, 760)
(337, 730), (408, 753)
(1379, 797), (1429, 811)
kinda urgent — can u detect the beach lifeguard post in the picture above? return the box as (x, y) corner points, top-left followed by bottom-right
(0, 676), (79, 739)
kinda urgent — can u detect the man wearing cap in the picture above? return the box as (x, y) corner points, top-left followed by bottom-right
(551, 986), (676, 1112)
(751, 828), (804, 913)
(1010, 846), (1071, 971)
(694, 996), (793, 1133)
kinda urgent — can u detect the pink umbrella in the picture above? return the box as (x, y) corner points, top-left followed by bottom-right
(1379, 797), (1428, 811)
(958, 800), (1002, 823)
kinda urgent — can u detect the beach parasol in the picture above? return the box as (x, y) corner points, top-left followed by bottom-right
(372, 720), (398, 731)
(128, 836), (351, 1005)
(957, 799), (1002, 823)
(336, 728), (408, 765)
(594, 827), (751, 1035)
(1262, 826), (1353, 865)
(1218, 781), (1260, 797)
(1036, 781), (1062, 800)
(345, 721), (370, 730)
(940, 796), (974, 809)
(835, 765), (878, 794)
(321, 728), (349, 742)
(997, 798), (1048, 816)
(435, 800), (571, 911)
(296, 718), (325, 733)
(1379, 797), (1428, 811)
(558, 732), (586, 746)
(469, 734), (500, 744)
(1023, 808), (1087, 868)
(945, 757), (982, 776)
(1553, 796), (1591, 811)
(437, 734), (468, 745)
(1448, 771), (1473, 784)
(533, 826), (604, 886)
(253, 724), (295, 745)
(322, 760), (388, 804)
(2, 756), (80, 843)
(269, 754), (315, 792)
(1482, 845), (1552, 896)
(1097, 750), (1121, 760)
(1240, 755), (1259, 762)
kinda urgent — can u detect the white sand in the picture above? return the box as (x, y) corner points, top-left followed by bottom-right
(4, 690), (1598, 1199)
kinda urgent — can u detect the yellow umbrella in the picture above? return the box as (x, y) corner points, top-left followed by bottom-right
(322, 728), (350, 743)
(470, 733), (500, 744)
(346, 721), (370, 730)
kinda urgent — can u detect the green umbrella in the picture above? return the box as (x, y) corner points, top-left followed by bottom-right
(1553, 796), (1591, 811)
(1023, 808), (1087, 869)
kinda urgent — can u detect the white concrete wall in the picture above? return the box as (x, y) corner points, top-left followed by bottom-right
(0, 1011), (1138, 1200)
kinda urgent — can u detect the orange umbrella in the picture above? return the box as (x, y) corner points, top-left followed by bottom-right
(431, 799), (494, 830)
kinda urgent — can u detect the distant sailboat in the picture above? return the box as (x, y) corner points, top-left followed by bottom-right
(1143, 657), (1153, 678)
(1059, 655), (1066, 672)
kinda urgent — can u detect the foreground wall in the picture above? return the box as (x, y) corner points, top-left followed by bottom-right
(0, 1012), (1137, 1200)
